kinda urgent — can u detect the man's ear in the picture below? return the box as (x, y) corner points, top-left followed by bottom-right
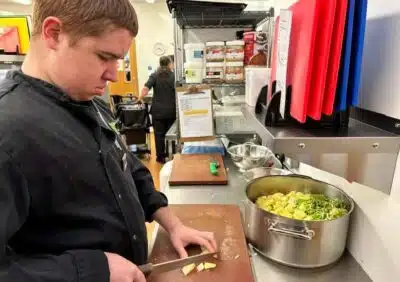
(41, 17), (62, 50)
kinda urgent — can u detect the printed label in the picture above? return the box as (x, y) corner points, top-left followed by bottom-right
(193, 50), (204, 59)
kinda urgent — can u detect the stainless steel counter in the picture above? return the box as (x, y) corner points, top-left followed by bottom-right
(159, 159), (372, 282)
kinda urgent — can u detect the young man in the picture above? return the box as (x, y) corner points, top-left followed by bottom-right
(0, 1), (216, 282)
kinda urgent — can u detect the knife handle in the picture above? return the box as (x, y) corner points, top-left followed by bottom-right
(210, 162), (219, 175)
(138, 263), (154, 277)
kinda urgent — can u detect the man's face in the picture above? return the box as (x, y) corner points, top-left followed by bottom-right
(49, 28), (133, 101)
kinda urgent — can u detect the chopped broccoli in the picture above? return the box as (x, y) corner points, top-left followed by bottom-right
(256, 191), (349, 221)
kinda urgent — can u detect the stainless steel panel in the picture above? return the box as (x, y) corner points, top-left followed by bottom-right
(283, 153), (398, 195)
(241, 105), (400, 194)
(241, 105), (400, 154)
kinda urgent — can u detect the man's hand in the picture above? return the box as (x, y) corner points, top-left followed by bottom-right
(105, 252), (146, 282)
(140, 87), (149, 99)
(153, 207), (218, 258)
(169, 224), (218, 258)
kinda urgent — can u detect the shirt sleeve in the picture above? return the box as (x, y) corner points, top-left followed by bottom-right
(0, 152), (110, 282)
(129, 153), (168, 222)
(144, 72), (157, 90)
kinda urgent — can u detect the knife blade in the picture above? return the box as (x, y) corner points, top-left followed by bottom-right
(139, 251), (218, 276)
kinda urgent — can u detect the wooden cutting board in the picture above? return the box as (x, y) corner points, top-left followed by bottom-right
(169, 154), (228, 186)
(147, 205), (254, 282)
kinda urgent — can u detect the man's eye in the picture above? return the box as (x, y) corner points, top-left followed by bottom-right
(97, 54), (109, 62)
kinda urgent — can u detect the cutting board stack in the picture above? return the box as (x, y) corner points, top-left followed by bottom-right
(269, 0), (368, 124)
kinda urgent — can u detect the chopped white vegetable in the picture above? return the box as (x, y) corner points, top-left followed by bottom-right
(181, 263), (196, 276)
(196, 263), (205, 272)
(234, 255), (240, 260)
(204, 262), (217, 270)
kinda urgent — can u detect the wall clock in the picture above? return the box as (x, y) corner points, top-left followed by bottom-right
(153, 42), (166, 56)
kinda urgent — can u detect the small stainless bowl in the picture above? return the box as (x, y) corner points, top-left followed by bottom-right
(227, 143), (279, 172)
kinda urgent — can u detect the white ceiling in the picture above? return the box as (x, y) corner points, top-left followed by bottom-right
(0, 0), (32, 4)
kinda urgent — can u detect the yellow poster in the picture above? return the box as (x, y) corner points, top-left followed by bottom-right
(0, 16), (31, 54)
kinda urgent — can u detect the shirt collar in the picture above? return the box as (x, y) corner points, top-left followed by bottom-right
(7, 70), (91, 106)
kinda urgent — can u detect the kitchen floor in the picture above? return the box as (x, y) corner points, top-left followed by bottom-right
(140, 131), (163, 241)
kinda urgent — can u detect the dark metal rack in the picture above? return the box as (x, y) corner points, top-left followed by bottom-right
(257, 81), (351, 130)
(167, 0), (273, 29)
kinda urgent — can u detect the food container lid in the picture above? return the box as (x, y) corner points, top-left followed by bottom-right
(206, 41), (225, 47)
(226, 40), (245, 46)
(206, 62), (225, 67)
(184, 61), (204, 68)
(184, 43), (205, 49)
(226, 61), (244, 67)
(243, 31), (256, 36)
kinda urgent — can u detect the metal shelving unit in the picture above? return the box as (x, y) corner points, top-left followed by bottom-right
(167, 0), (273, 145)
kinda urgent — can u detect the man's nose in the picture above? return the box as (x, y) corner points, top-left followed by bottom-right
(103, 62), (118, 83)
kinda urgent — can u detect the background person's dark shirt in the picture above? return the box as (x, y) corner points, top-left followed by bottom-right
(145, 70), (176, 120)
(0, 70), (168, 282)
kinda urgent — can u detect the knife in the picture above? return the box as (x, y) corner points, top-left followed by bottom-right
(139, 251), (218, 276)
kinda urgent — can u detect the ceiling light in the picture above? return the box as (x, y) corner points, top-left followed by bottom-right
(12, 0), (32, 5)
(145, 0), (156, 3)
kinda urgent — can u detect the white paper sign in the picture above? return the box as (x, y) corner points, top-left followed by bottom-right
(177, 88), (214, 139)
(276, 10), (293, 118)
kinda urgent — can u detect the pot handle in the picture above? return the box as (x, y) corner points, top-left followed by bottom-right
(266, 220), (315, 241)
(239, 199), (247, 220)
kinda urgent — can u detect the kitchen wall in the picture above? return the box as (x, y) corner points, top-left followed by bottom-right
(359, 0), (400, 201)
(0, 3), (30, 14)
(360, 1), (400, 120)
(131, 1), (174, 91)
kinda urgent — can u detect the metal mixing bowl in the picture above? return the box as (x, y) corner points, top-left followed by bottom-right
(227, 143), (279, 172)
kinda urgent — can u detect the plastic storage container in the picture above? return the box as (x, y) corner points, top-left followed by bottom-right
(184, 43), (205, 63)
(184, 62), (204, 83)
(225, 61), (244, 83)
(245, 67), (271, 106)
(225, 40), (245, 62)
(205, 41), (225, 62)
(205, 62), (224, 83)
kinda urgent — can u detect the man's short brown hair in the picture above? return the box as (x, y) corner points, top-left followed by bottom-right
(32, 0), (138, 40)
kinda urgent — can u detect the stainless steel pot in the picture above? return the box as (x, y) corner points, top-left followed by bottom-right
(243, 175), (354, 268)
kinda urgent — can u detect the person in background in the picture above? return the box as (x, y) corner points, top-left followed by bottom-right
(140, 56), (176, 164)
(0, 1), (217, 282)
(169, 54), (175, 70)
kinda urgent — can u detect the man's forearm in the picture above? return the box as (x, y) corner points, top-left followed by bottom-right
(153, 207), (183, 233)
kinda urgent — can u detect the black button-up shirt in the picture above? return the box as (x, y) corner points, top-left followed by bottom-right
(0, 71), (168, 282)
(145, 70), (176, 120)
